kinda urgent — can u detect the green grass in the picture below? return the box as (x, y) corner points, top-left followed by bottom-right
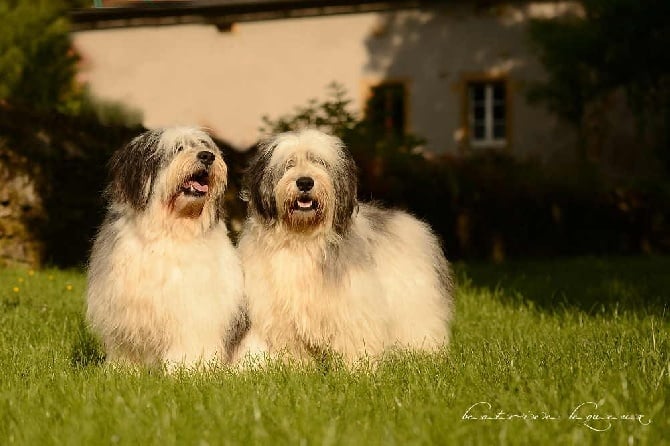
(0, 257), (668, 445)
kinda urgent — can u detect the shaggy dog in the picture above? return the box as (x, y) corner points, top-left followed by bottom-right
(86, 127), (245, 368)
(235, 129), (453, 363)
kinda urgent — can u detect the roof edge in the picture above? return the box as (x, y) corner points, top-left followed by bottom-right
(70, 0), (427, 30)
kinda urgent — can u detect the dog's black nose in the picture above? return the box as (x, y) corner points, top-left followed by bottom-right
(197, 151), (215, 166)
(296, 176), (314, 192)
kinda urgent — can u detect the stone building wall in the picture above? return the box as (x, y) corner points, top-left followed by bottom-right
(0, 149), (44, 266)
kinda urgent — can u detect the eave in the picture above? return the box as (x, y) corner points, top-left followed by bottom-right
(69, 0), (427, 31)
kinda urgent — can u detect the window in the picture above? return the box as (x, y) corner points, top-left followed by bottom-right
(365, 82), (407, 138)
(467, 81), (507, 147)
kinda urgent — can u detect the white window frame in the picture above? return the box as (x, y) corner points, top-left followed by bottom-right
(468, 82), (507, 148)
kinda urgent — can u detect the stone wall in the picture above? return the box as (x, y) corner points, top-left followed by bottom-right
(0, 148), (44, 266)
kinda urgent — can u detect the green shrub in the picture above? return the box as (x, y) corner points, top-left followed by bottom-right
(527, 0), (670, 169)
(0, 1), (84, 112)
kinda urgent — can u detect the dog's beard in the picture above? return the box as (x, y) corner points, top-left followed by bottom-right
(280, 191), (327, 232)
(173, 193), (207, 218)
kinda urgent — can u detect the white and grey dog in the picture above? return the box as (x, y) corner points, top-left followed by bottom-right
(86, 127), (245, 368)
(236, 129), (453, 363)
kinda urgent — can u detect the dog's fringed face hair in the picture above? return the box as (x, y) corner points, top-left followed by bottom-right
(245, 129), (357, 235)
(107, 127), (228, 220)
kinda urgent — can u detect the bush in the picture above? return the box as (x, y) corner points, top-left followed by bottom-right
(0, 1), (84, 112)
(409, 153), (670, 260)
(527, 0), (670, 169)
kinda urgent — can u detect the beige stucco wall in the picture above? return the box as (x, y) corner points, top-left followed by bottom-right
(72, 2), (579, 156)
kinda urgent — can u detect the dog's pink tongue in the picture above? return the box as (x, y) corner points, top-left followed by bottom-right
(188, 180), (209, 193)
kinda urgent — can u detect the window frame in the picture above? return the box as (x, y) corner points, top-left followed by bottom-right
(461, 75), (511, 151)
(362, 78), (411, 137)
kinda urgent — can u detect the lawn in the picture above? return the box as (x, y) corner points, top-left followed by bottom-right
(0, 257), (668, 445)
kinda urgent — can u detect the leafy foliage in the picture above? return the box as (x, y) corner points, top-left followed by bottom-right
(0, 0), (144, 124)
(260, 82), (359, 139)
(0, 1), (86, 112)
(528, 0), (670, 164)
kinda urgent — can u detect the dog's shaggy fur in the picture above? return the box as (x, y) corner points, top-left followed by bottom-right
(86, 127), (245, 368)
(235, 129), (453, 363)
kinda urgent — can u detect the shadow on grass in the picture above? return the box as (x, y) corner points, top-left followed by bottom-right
(70, 315), (105, 368)
(456, 256), (670, 318)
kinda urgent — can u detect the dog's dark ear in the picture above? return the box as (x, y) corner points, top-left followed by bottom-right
(107, 130), (163, 210)
(244, 145), (278, 222)
(332, 147), (358, 235)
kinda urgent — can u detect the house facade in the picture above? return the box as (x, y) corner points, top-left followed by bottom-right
(71, 0), (581, 156)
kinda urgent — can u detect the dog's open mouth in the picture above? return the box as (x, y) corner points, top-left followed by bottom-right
(292, 195), (318, 212)
(181, 170), (210, 197)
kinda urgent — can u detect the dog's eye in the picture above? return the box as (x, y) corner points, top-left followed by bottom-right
(286, 159), (296, 170)
(176, 145), (184, 153)
(307, 153), (328, 168)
